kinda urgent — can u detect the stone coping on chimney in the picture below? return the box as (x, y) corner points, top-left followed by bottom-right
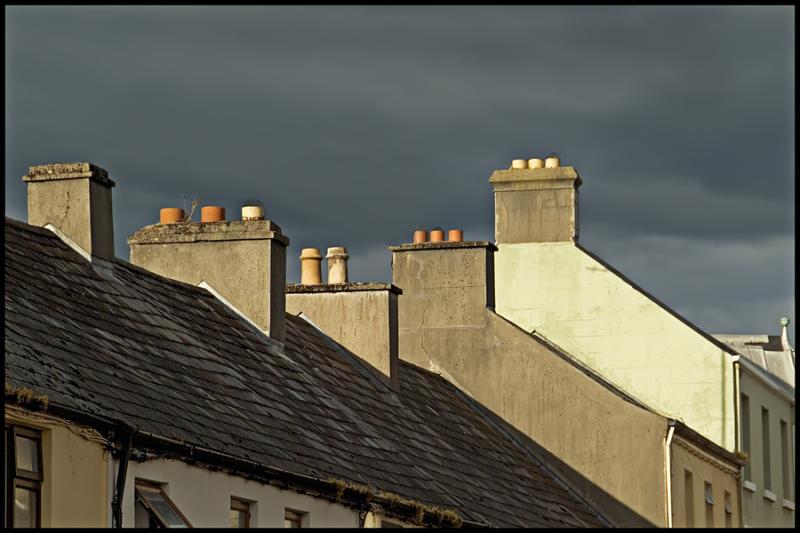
(128, 220), (289, 246)
(23, 162), (116, 187)
(389, 241), (497, 252)
(286, 282), (402, 295)
(489, 166), (581, 190)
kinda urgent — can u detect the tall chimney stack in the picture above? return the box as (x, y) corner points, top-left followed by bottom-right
(23, 162), (115, 261)
(489, 156), (582, 243)
(128, 211), (289, 341)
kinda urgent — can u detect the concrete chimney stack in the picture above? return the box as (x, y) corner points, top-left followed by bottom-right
(23, 162), (116, 261)
(326, 247), (349, 284)
(300, 248), (323, 285)
(128, 212), (288, 341)
(490, 155), (581, 244)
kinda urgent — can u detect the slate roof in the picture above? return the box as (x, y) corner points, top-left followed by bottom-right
(4, 217), (609, 528)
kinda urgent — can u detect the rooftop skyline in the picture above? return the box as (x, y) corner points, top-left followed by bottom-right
(5, 5), (794, 339)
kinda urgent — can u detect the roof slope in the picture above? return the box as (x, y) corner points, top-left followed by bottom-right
(4, 217), (608, 528)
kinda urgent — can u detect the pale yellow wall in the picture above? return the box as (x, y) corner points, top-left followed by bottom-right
(495, 242), (737, 451)
(739, 368), (795, 527)
(5, 407), (108, 527)
(670, 435), (741, 528)
(123, 458), (360, 527)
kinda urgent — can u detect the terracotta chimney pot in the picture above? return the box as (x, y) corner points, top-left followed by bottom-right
(511, 159), (528, 169)
(429, 228), (445, 243)
(326, 246), (349, 284)
(413, 229), (428, 244)
(201, 206), (226, 223)
(241, 205), (264, 221)
(300, 248), (323, 285)
(528, 158), (545, 169)
(448, 229), (463, 242)
(160, 207), (185, 224)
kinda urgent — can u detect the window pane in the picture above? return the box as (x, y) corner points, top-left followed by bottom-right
(285, 509), (303, 528)
(15, 436), (39, 473)
(14, 487), (37, 528)
(231, 508), (240, 528)
(138, 488), (189, 528)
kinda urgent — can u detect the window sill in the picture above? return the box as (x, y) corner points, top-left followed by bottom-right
(763, 489), (777, 502)
(743, 480), (757, 492)
(782, 499), (795, 511)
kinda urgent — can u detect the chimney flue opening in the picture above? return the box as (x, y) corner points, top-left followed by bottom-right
(160, 207), (186, 224)
(511, 159), (527, 169)
(326, 246), (349, 284)
(201, 206), (226, 223)
(300, 248), (323, 285)
(528, 158), (545, 169)
(429, 228), (445, 243)
(448, 229), (463, 242)
(413, 229), (428, 244)
(242, 205), (264, 221)
(545, 155), (560, 168)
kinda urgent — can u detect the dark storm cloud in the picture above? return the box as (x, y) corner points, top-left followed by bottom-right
(4, 6), (794, 337)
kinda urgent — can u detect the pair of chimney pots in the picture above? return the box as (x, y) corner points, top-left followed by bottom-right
(412, 228), (463, 244)
(300, 247), (349, 285)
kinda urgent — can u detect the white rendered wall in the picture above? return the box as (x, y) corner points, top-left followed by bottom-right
(119, 458), (360, 528)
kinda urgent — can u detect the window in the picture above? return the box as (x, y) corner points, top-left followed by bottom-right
(5, 426), (43, 528)
(230, 498), (251, 528)
(781, 419), (791, 501)
(724, 491), (733, 528)
(284, 509), (306, 528)
(762, 407), (771, 490)
(741, 394), (751, 480)
(684, 470), (694, 527)
(134, 481), (191, 528)
(704, 481), (714, 527)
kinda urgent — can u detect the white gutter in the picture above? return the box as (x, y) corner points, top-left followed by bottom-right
(665, 424), (676, 528)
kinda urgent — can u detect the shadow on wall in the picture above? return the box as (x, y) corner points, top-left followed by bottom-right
(452, 381), (657, 528)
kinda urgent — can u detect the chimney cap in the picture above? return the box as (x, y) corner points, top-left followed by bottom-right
(300, 247), (322, 259)
(326, 246), (348, 257)
(23, 162), (115, 187)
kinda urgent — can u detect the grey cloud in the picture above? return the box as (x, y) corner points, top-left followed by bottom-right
(5, 5), (794, 340)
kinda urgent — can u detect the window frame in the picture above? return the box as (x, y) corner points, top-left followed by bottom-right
(284, 508), (306, 528)
(134, 480), (192, 528)
(230, 497), (251, 528)
(6, 425), (43, 529)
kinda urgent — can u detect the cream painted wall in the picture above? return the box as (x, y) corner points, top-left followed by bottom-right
(121, 458), (360, 528)
(5, 407), (108, 527)
(495, 242), (737, 451)
(739, 369), (795, 527)
(669, 435), (741, 528)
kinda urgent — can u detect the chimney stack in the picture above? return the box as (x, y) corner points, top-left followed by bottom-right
(23, 162), (116, 261)
(390, 239), (496, 370)
(326, 247), (349, 284)
(300, 248), (323, 285)
(128, 208), (288, 341)
(490, 155), (582, 243)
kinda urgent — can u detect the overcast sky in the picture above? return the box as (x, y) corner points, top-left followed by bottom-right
(5, 6), (795, 339)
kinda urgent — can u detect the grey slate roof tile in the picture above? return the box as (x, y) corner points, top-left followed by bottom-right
(5, 217), (609, 528)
